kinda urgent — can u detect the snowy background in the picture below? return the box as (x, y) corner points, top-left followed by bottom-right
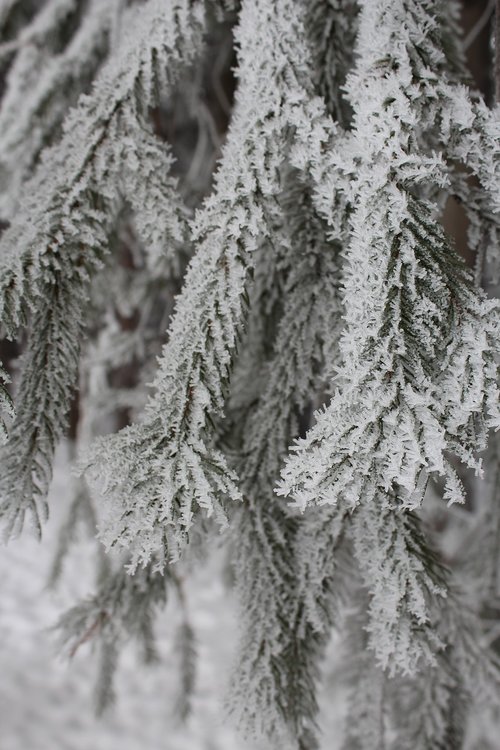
(0, 445), (344, 750)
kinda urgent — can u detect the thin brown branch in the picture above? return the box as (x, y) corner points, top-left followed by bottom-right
(496, 0), (500, 101)
(69, 611), (109, 658)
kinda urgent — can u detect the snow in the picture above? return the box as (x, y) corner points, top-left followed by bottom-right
(0, 446), (264, 750)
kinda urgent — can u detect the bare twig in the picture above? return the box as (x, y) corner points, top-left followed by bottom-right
(69, 611), (109, 658)
(463, 0), (495, 51)
(496, 0), (500, 102)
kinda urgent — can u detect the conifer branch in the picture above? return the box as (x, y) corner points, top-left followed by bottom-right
(227, 171), (346, 745)
(0, 0), (205, 539)
(84, 0), (336, 570)
(0, 362), (14, 445)
(0, 274), (88, 538)
(55, 559), (168, 712)
(278, 0), (500, 678)
(0, 0), (115, 218)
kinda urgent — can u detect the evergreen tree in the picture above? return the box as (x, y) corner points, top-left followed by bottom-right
(0, 0), (499, 747)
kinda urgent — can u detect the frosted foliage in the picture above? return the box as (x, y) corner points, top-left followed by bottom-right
(0, 0), (205, 538)
(228, 177), (345, 743)
(219, 16), (352, 724)
(343, 657), (386, 750)
(351, 498), (445, 675)
(306, 0), (357, 124)
(85, 0), (337, 571)
(0, 364), (14, 445)
(0, 276), (87, 538)
(390, 656), (465, 750)
(0, 0), (499, 747)
(0, 0), (114, 218)
(55, 560), (168, 712)
(237, 181), (344, 491)
(119, 118), (188, 277)
(275, 0), (500, 682)
(0, 0), (202, 332)
(389, 594), (500, 749)
(279, 0), (500, 515)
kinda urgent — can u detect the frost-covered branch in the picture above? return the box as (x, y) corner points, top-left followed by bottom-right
(0, 0), (205, 538)
(228, 177), (345, 745)
(0, 0), (116, 218)
(278, 0), (500, 676)
(0, 363), (13, 445)
(84, 0), (336, 571)
(55, 560), (168, 712)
